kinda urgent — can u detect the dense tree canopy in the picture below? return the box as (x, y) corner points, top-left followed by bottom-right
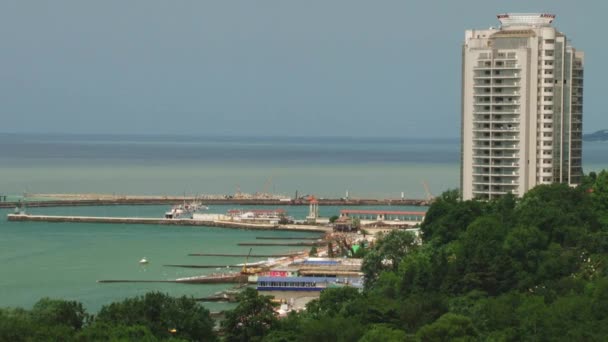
(95, 292), (216, 341)
(258, 174), (608, 341)
(221, 288), (278, 342)
(0, 293), (214, 341)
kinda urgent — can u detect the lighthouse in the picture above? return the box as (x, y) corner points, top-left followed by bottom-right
(306, 196), (319, 224)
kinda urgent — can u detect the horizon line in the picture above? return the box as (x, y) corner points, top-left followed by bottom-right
(0, 131), (461, 141)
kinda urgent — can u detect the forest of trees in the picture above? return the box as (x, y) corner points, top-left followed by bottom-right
(2, 170), (608, 341)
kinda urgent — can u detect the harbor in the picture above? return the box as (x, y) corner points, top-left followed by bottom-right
(1, 196), (426, 313)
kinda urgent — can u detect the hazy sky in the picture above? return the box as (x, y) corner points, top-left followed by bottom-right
(1, 1), (605, 138)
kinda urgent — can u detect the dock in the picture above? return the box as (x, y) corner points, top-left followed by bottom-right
(255, 236), (322, 240)
(98, 273), (248, 284)
(237, 242), (323, 247)
(6, 214), (330, 233)
(163, 264), (241, 269)
(187, 253), (304, 258)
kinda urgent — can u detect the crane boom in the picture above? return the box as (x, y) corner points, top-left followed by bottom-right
(242, 247), (253, 273)
(422, 181), (434, 202)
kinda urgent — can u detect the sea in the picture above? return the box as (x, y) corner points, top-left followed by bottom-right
(0, 133), (606, 312)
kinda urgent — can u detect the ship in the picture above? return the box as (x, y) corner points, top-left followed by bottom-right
(164, 201), (208, 219)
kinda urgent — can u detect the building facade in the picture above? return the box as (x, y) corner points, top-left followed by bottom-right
(461, 13), (584, 200)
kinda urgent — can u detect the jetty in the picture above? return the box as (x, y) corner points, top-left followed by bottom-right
(195, 293), (239, 303)
(6, 214), (330, 233)
(237, 242), (324, 247)
(98, 273), (248, 284)
(255, 236), (322, 240)
(0, 193), (430, 209)
(187, 252), (304, 258)
(163, 264), (241, 269)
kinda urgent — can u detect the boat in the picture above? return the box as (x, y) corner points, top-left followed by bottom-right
(164, 206), (186, 219)
(139, 257), (149, 265)
(164, 201), (208, 219)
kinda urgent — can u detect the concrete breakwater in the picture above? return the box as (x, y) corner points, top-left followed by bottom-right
(237, 242), (324, 247)
(6, 214), (331, 233)
(98, 273), (248, 284)
(187, 253), (305, 257)
(0, 196), (429, 209)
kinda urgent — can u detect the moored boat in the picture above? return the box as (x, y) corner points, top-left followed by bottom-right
(164, 201), (208, 219)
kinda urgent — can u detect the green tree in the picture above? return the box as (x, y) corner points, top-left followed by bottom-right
(362, 230), (418, 287)
(222, 288), (278, 342)
(96, 292), (216, 342)
(0, 308), (37, 342)
(0, 303), (86, 342)
(415, 313), (477, 341)
(77, 323), (160, 341)
(516, 183), (597, 237)
(457, 216), (509, 294)
(421, 190), (488, 245)
(329, 215), (339, 223)
(358, 324), (407, 342)
(397, 293), (448, 332)
(298, 315), (365, 342)
(31, 298), (90, 331)
(591, 170), (608, 228)
(503, 225), (547, 289)
(306, 287), (361, 317)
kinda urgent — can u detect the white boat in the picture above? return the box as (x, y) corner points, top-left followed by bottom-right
(139, 257), (149, 264)
(164, 201), (208, 219)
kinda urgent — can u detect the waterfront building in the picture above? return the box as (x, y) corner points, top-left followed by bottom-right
(226, 209), (287, 224)
(461, 13), (584, 200)
(338, 209), (425, 224)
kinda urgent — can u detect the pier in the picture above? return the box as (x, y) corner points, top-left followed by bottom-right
(255, 236), (322, 240)
(163, 264), (241, 269)
(97, 273), (247, 284)
(6, 214), (330, 233)
(0, 194), (430, 209)
(187, 253), (304, 258)
(237, 242), (323, 247)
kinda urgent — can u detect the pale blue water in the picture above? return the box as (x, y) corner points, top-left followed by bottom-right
(0, 133), (606, 312)
(0, 134), (461, 199)
(1, 134), (604, 199)
(0, 204), (417, 312)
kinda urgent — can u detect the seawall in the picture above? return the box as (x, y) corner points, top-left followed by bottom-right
(6, 214), (331, 233)
(0, 197), (429, 209)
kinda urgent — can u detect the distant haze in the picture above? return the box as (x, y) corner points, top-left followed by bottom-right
(1, 1), (605, 138)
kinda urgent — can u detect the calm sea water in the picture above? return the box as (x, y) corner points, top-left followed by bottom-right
(0, 204), (415, 312)
(0, 134), (463, 199)
(0, 133), (606, 312)
(1, 133), (605, 199)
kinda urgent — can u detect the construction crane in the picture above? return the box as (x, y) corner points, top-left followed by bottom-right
(422, 181), (434, 203)
(262, 176), (273, 196)
(241, 248), (262, 275)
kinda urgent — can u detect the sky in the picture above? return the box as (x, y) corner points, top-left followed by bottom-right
(1, 1), (606, 138)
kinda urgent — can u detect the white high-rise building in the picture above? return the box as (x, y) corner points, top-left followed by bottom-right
(461, 13), (584, 200)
